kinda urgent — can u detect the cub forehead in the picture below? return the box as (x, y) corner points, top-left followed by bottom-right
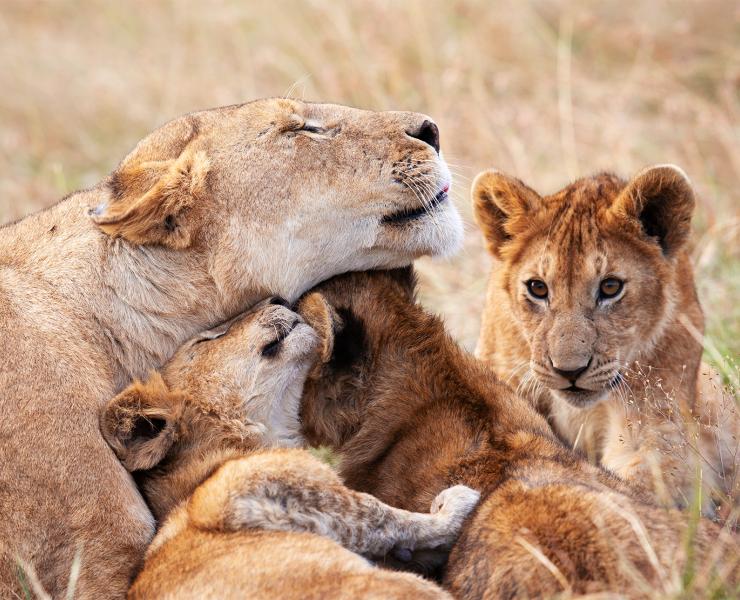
(167, 308), (264, 365)
(182, 303), (302, 355)
(516, 237), (610, 282)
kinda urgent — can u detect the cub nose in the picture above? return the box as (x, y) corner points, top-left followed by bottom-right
(407, 119), (440, 154)
(551, 358), (591, 382)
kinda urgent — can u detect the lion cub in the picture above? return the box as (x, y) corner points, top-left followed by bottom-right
(298, 268), (737, 598)
(101, 298), (478, 599)
(472, 165), (738, 514)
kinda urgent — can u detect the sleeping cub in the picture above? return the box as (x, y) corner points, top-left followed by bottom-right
(101, 298), (478, 599)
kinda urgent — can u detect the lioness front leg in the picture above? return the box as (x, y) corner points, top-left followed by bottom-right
(188, 450), (480, 558)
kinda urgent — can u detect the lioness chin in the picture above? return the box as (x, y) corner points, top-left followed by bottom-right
(471, 165), (738, 513)
(102, 299), (478, 599)
(0, 98), (462, 598)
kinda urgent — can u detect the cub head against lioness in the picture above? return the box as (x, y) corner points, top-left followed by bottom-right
(1, 98), (463, 598)
(102, 299), (476, 600)
(101, 297), (319, 520)
(472, 166), (737, 509)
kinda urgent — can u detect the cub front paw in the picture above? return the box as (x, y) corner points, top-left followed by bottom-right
(430, 485), (480, 521)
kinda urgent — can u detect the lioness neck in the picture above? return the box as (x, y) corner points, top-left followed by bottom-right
(0, 189), (252, 388)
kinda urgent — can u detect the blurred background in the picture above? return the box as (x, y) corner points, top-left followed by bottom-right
(1, 0), (737, 373)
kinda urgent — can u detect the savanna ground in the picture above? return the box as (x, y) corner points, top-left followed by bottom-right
(1, 0), (738, 596)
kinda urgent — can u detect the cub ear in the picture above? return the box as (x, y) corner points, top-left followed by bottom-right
(472, 170), (542, 258)
(100, 373), (184, 471)
(298, 292), (342, 367)
(610, 164), (695, 256)
(90, 117), (210, 249)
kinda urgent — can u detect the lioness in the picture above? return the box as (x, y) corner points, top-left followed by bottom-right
(102, 298), (479, 599)
(471, 166), (738, 511)
(0, 98), (462, 598)
(298, 268), (737, 598)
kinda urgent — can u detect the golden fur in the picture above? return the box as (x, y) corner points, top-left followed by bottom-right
(0, 98), (462, 598)
(472, 166), (738, 512)
(102, 300), (478, 599)
(298, 268), (738, 598)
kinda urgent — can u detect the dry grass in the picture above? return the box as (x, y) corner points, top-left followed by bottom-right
(1, 1), (738, 597)
(0, 0), (738, 362)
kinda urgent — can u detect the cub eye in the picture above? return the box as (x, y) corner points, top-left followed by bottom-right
(261, 338), (282, 358)
(599, 277), (623, 299)
(526, 279), (548, 300)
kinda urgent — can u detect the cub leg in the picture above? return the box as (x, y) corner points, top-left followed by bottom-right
(188, 449), (480, 558)
(303, 483), (481, 558)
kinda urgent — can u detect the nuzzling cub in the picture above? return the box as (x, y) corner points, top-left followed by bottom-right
(298, 268), (737, 599)
(471, 165), (738, 513)
(102, 298), (479, 599)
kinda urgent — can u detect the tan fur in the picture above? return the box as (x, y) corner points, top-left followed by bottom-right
(0, 98), (462, 598)
(298, 268), (738, 598)
(102, 300), (478, 599)
(472, 166), (739, 512)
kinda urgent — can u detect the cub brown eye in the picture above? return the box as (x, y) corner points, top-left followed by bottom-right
(599, 277), (623, 299)
(526, 279), (548, 300)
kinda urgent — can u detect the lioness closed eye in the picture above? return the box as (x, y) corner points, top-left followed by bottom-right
(0, 97), (463, 598)
(101, 299), (479, 599)
(472, 165), (738, 512)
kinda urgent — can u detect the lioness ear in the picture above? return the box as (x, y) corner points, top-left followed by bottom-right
(472, 170), (542, 258)
(101, 373), (184, 471)
(611, 164), (695, 256)
(298, 292), (341, 367)
(91, 117), (210, 249)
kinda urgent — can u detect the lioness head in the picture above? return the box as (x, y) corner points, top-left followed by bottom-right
(473, 165), (696, 408)
(90, 98), (462, 303)
(101, 298), (319, 519)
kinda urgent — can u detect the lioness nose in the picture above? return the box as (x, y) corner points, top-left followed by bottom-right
(551, 358), (591, 382)
(407, 119), (440, 154)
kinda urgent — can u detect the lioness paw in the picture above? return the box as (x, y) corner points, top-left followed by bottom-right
(430, 485), (480, 521)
